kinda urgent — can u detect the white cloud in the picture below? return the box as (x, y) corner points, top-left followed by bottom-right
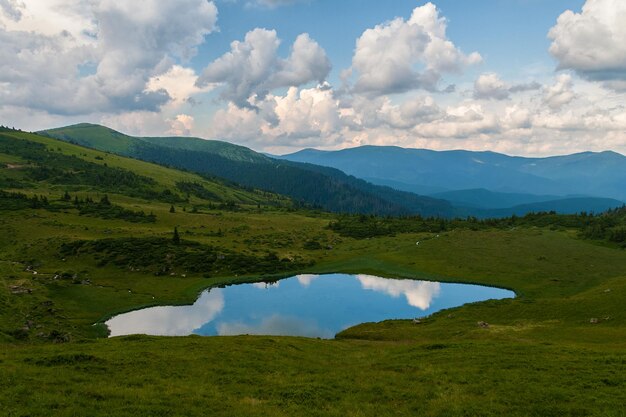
(206, 71), (626, 157)
(347, 2), (481, 96)
(197, 28), (330, 107)
(168, 114), (195, 136)
(474, 73), (510, 100)
(474, 73), (542, 100)
(0, 0), (24, 21)
(0, 0), (217, 115)
(209, 84), (345, 147)
(549, 0), (626, 90)
(147, 65), (213, 108)
(100, 111), (200, 137)
(543, 74), (576, 110)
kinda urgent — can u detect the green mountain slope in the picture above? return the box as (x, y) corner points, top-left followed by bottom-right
(0, 127), (283, 206)
(41, 124), (454, 217)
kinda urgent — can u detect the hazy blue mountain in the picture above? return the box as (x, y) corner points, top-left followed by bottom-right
(279, 146), (626, 201)
(431, 189), (573, 209)
(471, 198), (624, 219)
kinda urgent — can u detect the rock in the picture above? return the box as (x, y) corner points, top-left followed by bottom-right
(10, 285), (32, 294)
(477, 321), (490, 329)
(447, 314), (455, 319)
(590, 318), (599, 324)
(412, 318), (422, 324)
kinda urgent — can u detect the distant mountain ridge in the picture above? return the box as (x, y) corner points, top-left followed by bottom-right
(279, 146), (626, 202)
(40, 124), (454, 217)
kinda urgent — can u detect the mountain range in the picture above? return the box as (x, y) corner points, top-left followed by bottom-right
(39, 124), (624, 218)
(40, 124), (454, 217)
(278, 146), (626, 211)
(279, 146), (626, 199)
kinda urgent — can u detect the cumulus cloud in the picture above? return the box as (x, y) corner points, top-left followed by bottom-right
(474, 73), (510, 100)
(209, 83), (344, 146)
(543, 74), (576, 110)
(347, 2), (481, 96)
(100, 110), (200, 137)
(197, 29), (330, 107)
(206, 71), (625, 156)
(168, 114), (195, 136)
(0, 0), (24, 21)
(474, 73), (541, 100)
(147, 65), (213, 108)
(0, 0), (217, 115)
(549, 0), (626, 90)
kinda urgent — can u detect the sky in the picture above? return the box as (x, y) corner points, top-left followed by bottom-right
(1, 0), (625, 156)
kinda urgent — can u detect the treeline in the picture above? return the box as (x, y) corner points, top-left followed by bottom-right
(0, 126), (22, 132)
(0, 189), (156, 223)
(0, 134), (183, 203)
(59, 237), (313, 277)
(70, 193), (156, 223)
(0, 190), (49, 210)
(175, 181), (220, 201)
(131, 143), (453, 216)
(329, 208), (626, 246)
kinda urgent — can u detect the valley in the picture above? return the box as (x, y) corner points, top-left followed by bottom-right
(1, 127), (625, 416)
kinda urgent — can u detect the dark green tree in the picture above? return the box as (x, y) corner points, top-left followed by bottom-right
(172, 227), (181, 245)
(100, 195), (111, 206)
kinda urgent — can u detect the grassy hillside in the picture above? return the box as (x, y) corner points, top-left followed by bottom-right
(41, 124), (455, 217)
(43, 123), (268, 163)
(2, 126), (626, 416)
(1, 128), (286, 207)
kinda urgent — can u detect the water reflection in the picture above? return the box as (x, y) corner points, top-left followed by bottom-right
(356, 274), (441, 309)
(106, 289), (225, 337)
(295, 274), (319, 288)
(217, 315), (333, 338)
(106, 274), (514, 338)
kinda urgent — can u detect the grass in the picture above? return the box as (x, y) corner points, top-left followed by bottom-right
(2, 215), (626, 415)
(1, 130), (626, 415)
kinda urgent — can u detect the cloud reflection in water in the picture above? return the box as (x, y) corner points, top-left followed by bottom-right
(356, 274), (441, 310)
(217, 314), (332, 338)
(295, 274), (319, 287)
(106, 274), (512, 338)
(106, 289), (224, 337)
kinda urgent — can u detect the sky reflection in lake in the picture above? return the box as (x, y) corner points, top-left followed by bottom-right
(106, 274), (514, 338)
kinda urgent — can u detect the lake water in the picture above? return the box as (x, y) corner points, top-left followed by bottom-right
(106, 274), (514, 338)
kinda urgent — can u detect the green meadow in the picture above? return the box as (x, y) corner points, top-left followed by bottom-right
(1, 129), (625, 416)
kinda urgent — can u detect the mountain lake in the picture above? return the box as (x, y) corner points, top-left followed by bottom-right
(105, 274), (515, 338)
